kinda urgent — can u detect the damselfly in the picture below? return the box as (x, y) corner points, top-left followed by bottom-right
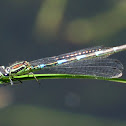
(0, 44), (126, 85)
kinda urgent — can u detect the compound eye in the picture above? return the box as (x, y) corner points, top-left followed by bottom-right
(6, 67), (10, 73)
(1, 66), (5, 69)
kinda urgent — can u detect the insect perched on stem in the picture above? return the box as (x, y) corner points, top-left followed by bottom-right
(0, 44), (126, 85)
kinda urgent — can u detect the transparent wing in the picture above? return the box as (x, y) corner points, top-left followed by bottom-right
(30, 46), (108, 66)
(44, 58), (123, 78)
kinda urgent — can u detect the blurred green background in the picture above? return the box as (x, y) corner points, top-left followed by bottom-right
(0, 0), (126, 126)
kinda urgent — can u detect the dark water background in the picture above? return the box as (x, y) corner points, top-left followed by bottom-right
(0, 0), (126, 126)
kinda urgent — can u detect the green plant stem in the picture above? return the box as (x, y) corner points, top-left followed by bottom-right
(0, 74), (126, 85)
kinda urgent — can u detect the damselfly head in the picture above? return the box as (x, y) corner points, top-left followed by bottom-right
(0, 66), (9, 77)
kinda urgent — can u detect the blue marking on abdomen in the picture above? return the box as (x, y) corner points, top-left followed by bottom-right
(76, 55), (86, 60)
(39, 64), (46, 68)
(95, 51), (104, 56)
(57, 59), (67, 64)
